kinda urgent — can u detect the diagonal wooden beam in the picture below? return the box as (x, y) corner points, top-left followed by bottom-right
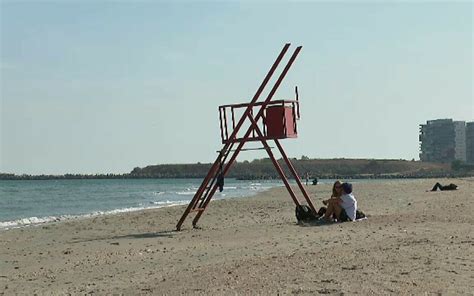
(274, 139), (317, 213)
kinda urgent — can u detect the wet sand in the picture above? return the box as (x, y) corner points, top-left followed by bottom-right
(1, 178), (473, 295)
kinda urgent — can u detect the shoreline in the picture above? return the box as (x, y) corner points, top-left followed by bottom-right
(0, 177), (457, 231)
(0, 178), (283, 231)
(0, 200), (190, 232)
(1, 178), (473, 294)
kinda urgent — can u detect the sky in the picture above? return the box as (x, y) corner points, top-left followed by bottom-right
(1, 1), (473, 175)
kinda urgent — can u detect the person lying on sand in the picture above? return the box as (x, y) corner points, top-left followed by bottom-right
(430, 182), (458, 191)
(322, 182), (357, 222)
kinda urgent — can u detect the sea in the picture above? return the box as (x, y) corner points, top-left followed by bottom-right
(0, 178), (329, 230)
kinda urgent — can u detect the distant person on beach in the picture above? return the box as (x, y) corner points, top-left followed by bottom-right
(323, 182), (357, 222)
(430, 182), (458, 191)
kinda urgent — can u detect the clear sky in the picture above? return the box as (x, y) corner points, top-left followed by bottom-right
(1, 1), (473, 175)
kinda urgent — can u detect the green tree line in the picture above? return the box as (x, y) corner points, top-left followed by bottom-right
(2, 158), (470, 181)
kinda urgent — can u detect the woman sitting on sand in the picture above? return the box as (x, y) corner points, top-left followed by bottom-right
(323, 180), (343, 206)
(323, 182), (357, 222)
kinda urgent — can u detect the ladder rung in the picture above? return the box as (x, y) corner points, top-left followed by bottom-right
(191, 198), (205, 209)
(216, 146), (273, 153)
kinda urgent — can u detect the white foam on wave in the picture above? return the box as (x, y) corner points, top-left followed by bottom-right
(185, 187), (199, 191)
(0, 215), (67, 230)
(150, 200), (188, 206)
(176, 191), (196, 195)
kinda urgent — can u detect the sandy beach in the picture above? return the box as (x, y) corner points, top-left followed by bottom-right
(1, 178), (473, 295)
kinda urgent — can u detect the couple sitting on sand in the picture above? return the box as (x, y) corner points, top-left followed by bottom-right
(321, 180), (357, 222)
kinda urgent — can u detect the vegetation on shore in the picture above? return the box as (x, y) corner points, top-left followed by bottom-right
(1, 158), (473, 180)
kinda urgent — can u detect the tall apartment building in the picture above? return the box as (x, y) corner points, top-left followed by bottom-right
(454, 121), (467, 162)
(419, 119), (468, 163)
(466, 122), (474, 164)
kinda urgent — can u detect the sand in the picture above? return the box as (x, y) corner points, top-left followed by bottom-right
(1, 178), (473, 295)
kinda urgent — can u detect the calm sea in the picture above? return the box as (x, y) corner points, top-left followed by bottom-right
(0, 178), (319, 229)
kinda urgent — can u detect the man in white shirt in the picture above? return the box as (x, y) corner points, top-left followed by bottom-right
(323, 182), (357, 222)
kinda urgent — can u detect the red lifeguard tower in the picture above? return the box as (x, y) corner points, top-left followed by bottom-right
(176, 43), (316, 231)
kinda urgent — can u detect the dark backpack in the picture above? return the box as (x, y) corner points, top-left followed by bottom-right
(295, 205), (317, 222)
(317, 207), (327, 217)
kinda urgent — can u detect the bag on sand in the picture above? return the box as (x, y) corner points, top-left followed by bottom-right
(295, 205), (317, 222)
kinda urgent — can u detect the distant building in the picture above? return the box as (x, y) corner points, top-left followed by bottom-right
(454, 121), (467, 162)
(419, 119), (470, 163)
(466, 122), (474, 164)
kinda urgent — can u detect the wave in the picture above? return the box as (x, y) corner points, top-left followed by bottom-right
(0, 216), (63, 229)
